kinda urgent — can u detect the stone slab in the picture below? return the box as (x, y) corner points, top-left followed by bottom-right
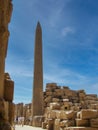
(76, 119), (89, 127)
(80, 109), (98, 119)
(4, 79), (14, 102)
(64, 127), (98, 130)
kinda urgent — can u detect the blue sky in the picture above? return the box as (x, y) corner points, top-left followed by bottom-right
(5, 0), (98, 103)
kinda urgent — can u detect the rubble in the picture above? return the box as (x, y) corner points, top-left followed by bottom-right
(42, 83), (98, 130)
(15, 83), (98, 130)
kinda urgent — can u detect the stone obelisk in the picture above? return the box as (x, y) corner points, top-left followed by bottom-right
(32, 22), (43, 117)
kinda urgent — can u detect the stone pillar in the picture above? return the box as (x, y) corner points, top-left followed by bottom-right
(0, 0), (13, 98)
(32, 22), (43, 117)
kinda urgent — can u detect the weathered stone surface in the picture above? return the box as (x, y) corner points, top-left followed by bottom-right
(4, 73), (14, 102)
(50, 103), (60, 110)
(0, 98), (5, 119)
(76, 119), (89, 127)
(90, 118), (98, 128)
(80, 109), (98, 119)
(0, 0), (13, 98)
(54, 119), (60, 130)
(47, 110), (56, 119)
(4, 101), (9, 121)
(64, 127), (98, 130)
(32, 22), (43, 117)
(15, 103), (24, 117)
(44, 96), (52, 103)
(32, 116), (44, 127)
(15, 83), (98, 129)
(56, 110), (75, 120)
(60, 119), (75, 128)
(9, 102), (15, 125)
(52, 98), (60, 102)
(46, 83), (57, 90)
(42, 122), (47, 129)
(47, 119), (54, 130)
(0, 122), (12, 130)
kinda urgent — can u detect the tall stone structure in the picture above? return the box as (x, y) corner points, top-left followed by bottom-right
(32, 22), (43, 117)
(0, 0), (13, 98)
(0, 1), (15, 130)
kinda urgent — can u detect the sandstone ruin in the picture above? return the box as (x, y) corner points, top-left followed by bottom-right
(1, 1), (97, 130)
(15, 83), (98, 130)
(0, 0), (14, 130)
(14, 19), (98, 130)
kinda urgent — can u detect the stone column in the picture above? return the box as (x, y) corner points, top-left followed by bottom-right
(0, 0), (13, 98)
(32, 22), (43, 117)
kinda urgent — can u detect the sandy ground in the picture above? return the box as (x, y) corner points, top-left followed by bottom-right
(15, 125), (45, 130)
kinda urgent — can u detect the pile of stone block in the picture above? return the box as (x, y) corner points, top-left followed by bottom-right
(76, 109), (98, 127)
(0, 73), (15, 130)
(15, 83), (98, 130)
(42, 83), (98, 130)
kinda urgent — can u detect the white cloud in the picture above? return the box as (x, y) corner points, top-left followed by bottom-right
(14, 95), (32, 104)
(44, 62), (98, 95)
(61, 27), (75, 37)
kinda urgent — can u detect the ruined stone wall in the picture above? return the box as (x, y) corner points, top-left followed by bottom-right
(0, 0), (13, 98)
(42, 83), (98, 130)
(16, 83), (98, 130)
(15, 103), (32, 125)
(0, 1), (14, 129)
(15, 103), (24, 118)
(0, 73), (15, 130)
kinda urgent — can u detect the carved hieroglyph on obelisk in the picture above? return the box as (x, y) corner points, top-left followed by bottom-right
(32, 22), (43, 116)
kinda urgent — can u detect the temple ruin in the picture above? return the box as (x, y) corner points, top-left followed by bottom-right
(15, 83), (98, 129)
(0, 0), (14, 130)
(14, 20), (98, 130)
(0, 1), (98, 130)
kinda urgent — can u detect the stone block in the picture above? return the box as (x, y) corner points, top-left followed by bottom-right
(50, 102), (60, 110)
(90, 118), (98, 128)
(4, 101), (9, 121)
(0, 122), (12, 130)
(42, 122), (47, 129)
(60, 119), (75, 127)
(80, 109), (98, 119)
(9, 102), (15, 125)
(4, 79), (14, 102)
(79, 93), (85, 98)
(63, 99), (69, 102)
(66, 110), (75, 119)
(64, 127), (98, 130)
(60, 120), (67, 127)
(55, 89), (64, 96)
(54, 119), (60, 130)
(52, 98), (60, 102)
(47, 119), (54, 130)
(32, 116), (44, 127)
(76, 119), (89, 127)
(44, 96), (52, 103)
(86, 94), (97, 100)
(46, 91), (53, 96)
(48, 110), (56, 119)
(56, 110), (75, 120)
(0, 98), (5, 119)
(46, 83), (57, 90)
